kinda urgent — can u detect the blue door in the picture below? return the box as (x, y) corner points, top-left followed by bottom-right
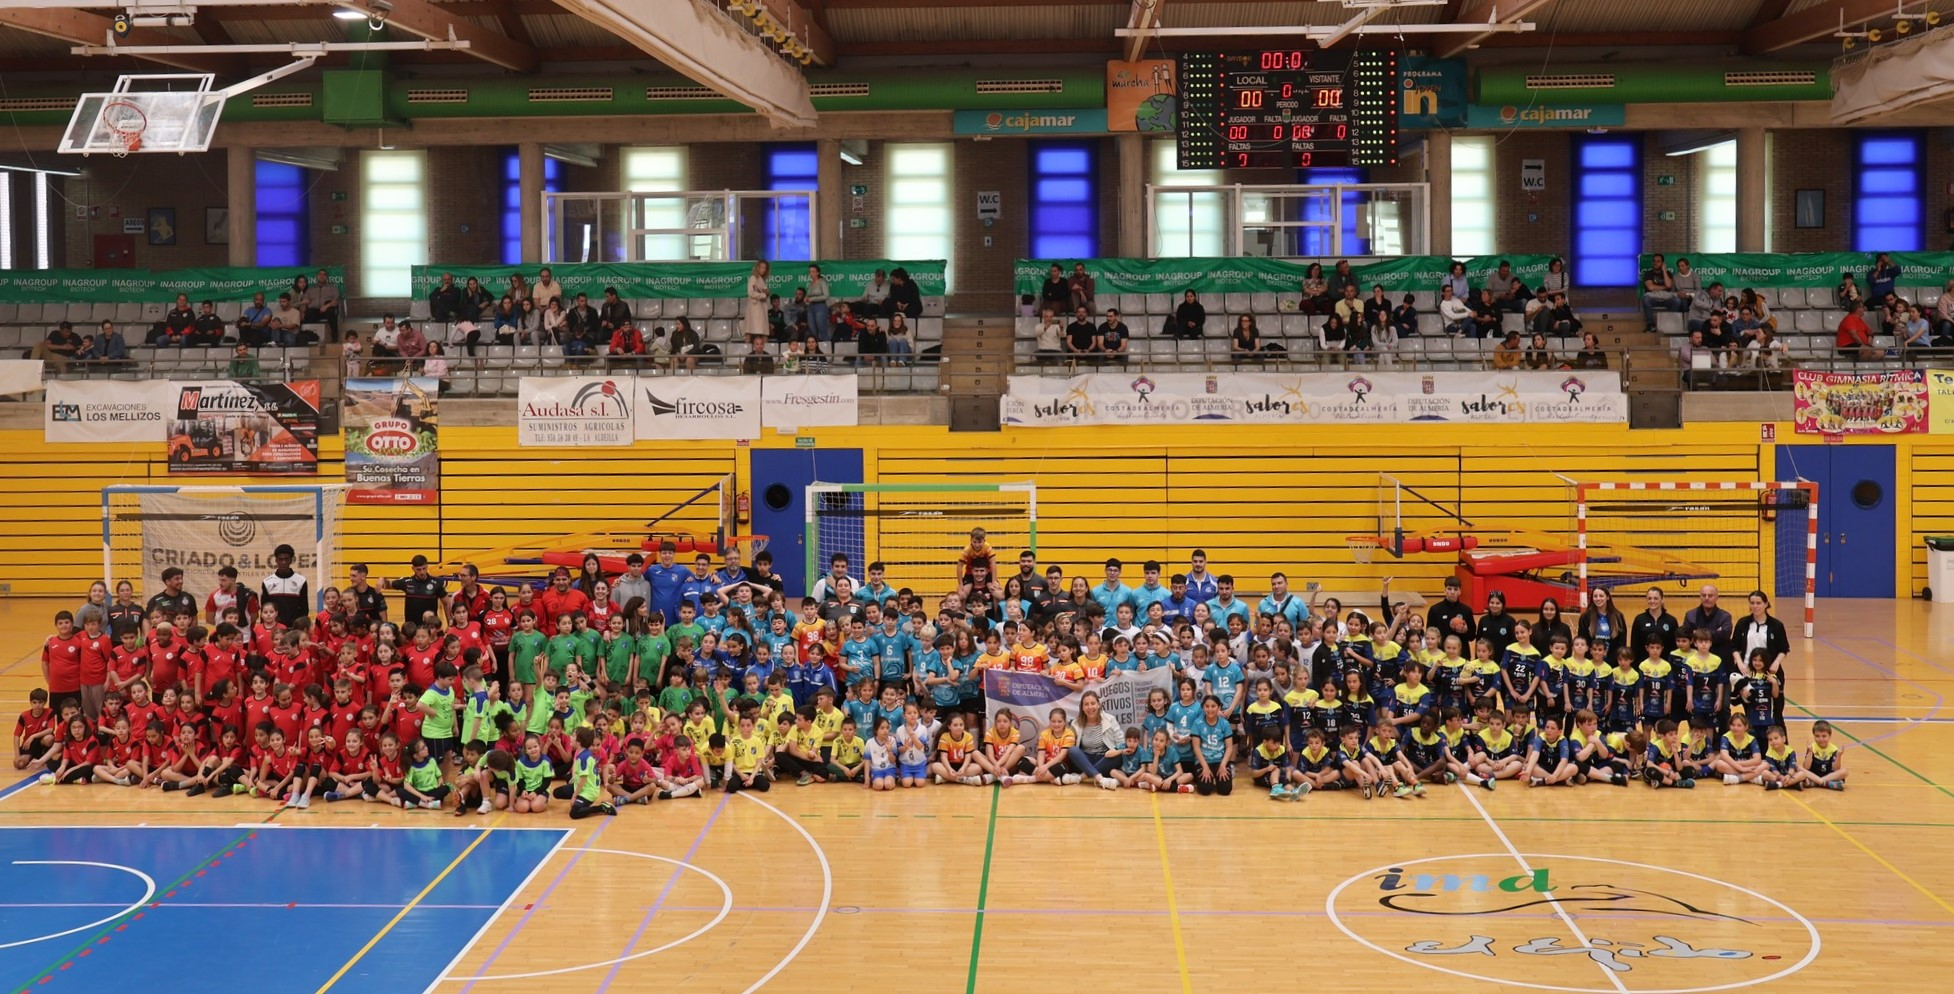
(1775, 445), (1896, 598)
(749, 448), (862, 597)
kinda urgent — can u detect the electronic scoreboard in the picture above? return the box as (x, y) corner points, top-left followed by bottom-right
(1176, 49), (1399, 169)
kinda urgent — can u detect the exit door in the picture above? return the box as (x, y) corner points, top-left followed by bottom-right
(1775, 444), (1897, 598)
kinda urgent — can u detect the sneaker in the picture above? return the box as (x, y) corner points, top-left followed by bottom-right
(37, 774), (54, 786)
(297, 794), (311, 809)
(112, 776), (131, 787)
(419, 799), (441, 809)
(1394, 783), (1415, 799)
(1724, 774), (1740, 786)
(1678, 778), (1697, 789)
(322, 791), (340, 802)
(1294, 781), (1311, 799)
(285, 794), (302, 808)
(1827, 780), (1845, 791)
(478, 799), (492, 814)
(387, 795), (404, 807)
(1176, 784), (1195, 793)
(979, 774), (995, 785)
(162, 781), (180, 792)
(1480, 777), (1496, 792)
(1528, 776), (1544, 787)
(601, 802), (618, 816)
(1611, 774), (1629, 788)
(1766, 781), (1782, 791)
(797, 774), (815, 787)
(1269, 785), (1286, 800)
(1361, 782), (1374, 800)
(1059, 773), (1082, 786)
(1011, 774), (1035, 785)
(636, 796), (650, 804)
(184, 784), (205, 797)
(1097, 776), (1118, 790)
(1442, 772), (1457, 785)
(1140, 782), (1155, 792)
(932, 774), (944, 785)
(658, 790), (673, 800)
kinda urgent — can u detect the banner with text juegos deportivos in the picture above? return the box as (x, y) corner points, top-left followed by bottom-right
(168, 380), (320, 475)
(1001, 371), (1627, 427)
(343, 377), (441, 505)
(983, 668), (1176, 750)
(1791, 368), (1929, 435)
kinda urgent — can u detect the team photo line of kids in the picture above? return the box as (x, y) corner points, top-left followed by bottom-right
(19, 529), (1846, 817)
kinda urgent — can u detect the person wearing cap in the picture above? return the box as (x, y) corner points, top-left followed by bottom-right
(1426, 575), (1477, 642)
(261, 542), (310, 628)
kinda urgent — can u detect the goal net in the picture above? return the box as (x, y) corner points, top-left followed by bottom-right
(806, 482), (1037, 599)
(1574, 480), (1816, 638)
(102, 485), (349, 610)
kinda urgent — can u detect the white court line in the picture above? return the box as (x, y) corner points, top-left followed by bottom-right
(0, 824), (569, 832)
(0, 860), (156, 950)
(735, 793), (831, 994)
(418, 827), (572, 994)
(1457, 785), (1633, 994)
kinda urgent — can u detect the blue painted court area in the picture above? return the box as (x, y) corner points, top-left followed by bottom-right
(0, 825), (567, 994)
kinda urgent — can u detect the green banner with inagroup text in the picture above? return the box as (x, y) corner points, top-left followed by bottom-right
(1013, 256), (1560, 297)
(0, 267), (345, 305)
(1636, 252), (1954, 290)
(410, 260), (946, 300)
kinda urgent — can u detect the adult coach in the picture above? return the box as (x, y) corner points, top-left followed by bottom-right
(1426, 576), (1476, 642)
(146, 567), (197, 622)
(374, 555), (448, 631)
(1683, 585), (1735, 662)
(260, 543), (311, 628)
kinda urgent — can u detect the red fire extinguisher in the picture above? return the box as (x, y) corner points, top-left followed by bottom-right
(736, 490), (750, 525)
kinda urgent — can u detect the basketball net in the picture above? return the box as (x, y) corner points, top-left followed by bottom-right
(1345, 535), (1382, 564)
(102, 100), (147, 156)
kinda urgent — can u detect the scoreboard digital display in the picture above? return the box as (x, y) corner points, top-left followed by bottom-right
(1177, 49), (1399, 169)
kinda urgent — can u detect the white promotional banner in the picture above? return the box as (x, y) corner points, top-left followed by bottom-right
(761, 374), (860, 428)
(634, 375), (763, 440)
(0, 359), (43, 396)
(1000, 370), (1627, 427)
(46, 379), (175, 443)
(984, 668), (1176, 748)
(516, 376), (634, 447)
(138, 492), (319, 603)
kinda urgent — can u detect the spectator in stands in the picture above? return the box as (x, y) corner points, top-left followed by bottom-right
(1065, 306), (1101, 361)
(608, 321), (646, 359)
(669, 316), (704, 373)
(1437, 284), (1471, 337)
(886, 313), (915, 365)
(1040, 264), (1071, 316)
(491, 295), (521, 342)
(597, 287), (632, 339)
(648, 326), (672, 365)
(1471, 288), (1502, 339)
(832, 301), (864, 343)
(857, 268), (890, 316)
(1935, 280), (1954, 348)
(1731, 305), (1761, 345)
(1317, 313), (1347, 351)
(1869, 252), (1901, 303)
(268, 293), (304, 347)
(1391, 293), (1419, 340)
(422, 342), (450, 390)
(534, 297), (566, 347)
(149, 294), (194, 346)
(1069, 263), (1097, 314)
(1686, 280), (1725, 333)
(805, 264), (833, 344)
(1334, 283), (1364, 328)
(783, 287), (808, 332)
(563, 293), (598, 348)
(1231, 315), (1266, 363)
(1541, 256), (1570, 303)
(1171, 290), (1206, 340)
(237, 292), (274, 346)
(460, 277), (493, 322)
(1034, 307), (1064, 361)
(1492, 331), (1524, 370)
(1345, 307), (1377, 358)
(887, 268), (923, 320)
(1699, 313), (1735, 360)
(301, 270), (341, 343)
(93, 321), (128, 362)
(190, 301), (226, 346)
(396, 321), (428, 361)
(428, 273), (464, 322)
(1739, 288), (1777, 334)
(745, 260), (772, 344)
(1442, 259), (1471, 300)
(533, 267), (562, 311)
(1897, 301), (1931, 352)
(1836, 271), (1863, 310)
(1678, 329), (1715, 384)
(1541, 292), (1579, 339)
(226, 343), (259, 380)
(858, 317), (888, 366)
(1836, 300), (1883, 360)
(1098, 309), (1130, 365)
(1574, 331), (1608, 369)
(1743, 324), (1788, 370)
(1493, 264), (1530, 314)
(370, 314), (400, 362)
(513, 298), (543, 346)
(1640, 253), (1686, 330)
(1299, 263), (1332, 314)
(506, 273), (530, 305)
(1523, 332), (1555, 370)
(1362, 284), (1392, 335)
(1879, 293), (1906, 336)
(1326, 259), (1357, 301)
(767, 294), (789, 343)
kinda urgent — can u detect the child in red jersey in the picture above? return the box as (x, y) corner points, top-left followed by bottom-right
(326, 680), (363, 744)
(287, 725), (336, 808)
(385, 678), (426, 747)
(145, 622), (185, 692)
(123, 680), (165, 737)
(299, 684), (331, 739)
(402, 626), (440, 690)
(207, 679), (244, 741)
(656, 735), (706, 798)
(167, 687), (207, 746)
(89, 717), (139, 786)
(242, 670), (276, 730)
(322, 728), (373, 802)
(253, 730), (300, 801)
(41, 611), (85, 715)
(266, 683), (304, 744)
(368, 731), (406, 805)
(107, 627), (148, 697)
(266, 631), (310, 689)
(203, 725), (249, 797)
(202, 624), (244, 702)
(75, 613), (111, 721)
(251, 603), (284, 658)
(49, 715), (102, 784)
(332, 644), (370, 708)
(179, 625), (210, 702)
(607, 737), (660, 805)
(13, 689), (57, 770)
(368, 642), (403, 695)
(151, 722), (212, 793)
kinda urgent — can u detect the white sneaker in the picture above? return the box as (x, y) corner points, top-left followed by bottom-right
(296, 794), (311, 809)
(477, 799), (491, 814)
(980, 774), (995, 785)
(1097, 776), (1118, 790)
(1011, 773), (1035, 785)
(419, 799), (441, 809)
(933, 774), (944, 785)
(1059, 773), (1082, 785)
(1141, 782), (1156, 792)
(1724, 774), (1740, 786)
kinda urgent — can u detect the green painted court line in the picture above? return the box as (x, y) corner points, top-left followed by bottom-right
(964, 784), (1000, 994)
(1786, 695), (1954, 802)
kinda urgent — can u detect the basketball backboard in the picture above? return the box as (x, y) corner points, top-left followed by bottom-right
(59, 74), (225, 156)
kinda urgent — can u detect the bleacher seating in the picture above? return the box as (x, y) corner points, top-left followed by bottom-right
(1650, 282), (1946, 362)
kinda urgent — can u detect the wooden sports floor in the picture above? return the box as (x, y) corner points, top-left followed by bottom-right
(0, 595), (1949, 994)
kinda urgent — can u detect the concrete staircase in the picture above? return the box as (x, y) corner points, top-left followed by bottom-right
(1583, 311), (1682, 428)
(938, 315), (1011, 431)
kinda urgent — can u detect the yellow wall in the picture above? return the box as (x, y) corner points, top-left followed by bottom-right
(2, 423), (1948, 601)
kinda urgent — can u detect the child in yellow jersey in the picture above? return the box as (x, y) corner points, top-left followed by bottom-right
(1643, 718), (1694, 788)
(930, 713), (988, 786)
(826, 717), (867, 783)
(724, 712), (772, 793)
(1758, 725), (1801, 790)
(1248, 726), (1298, 797)
(1797, 719), (1848, 790)
(811, 687), (845, 757)
(1031, 708), (1078, 785)
(1364, 719), (1418, 799)
(1293, 728), (1339, 792)
(1010, 628), (1050, 674)
(1334, 727), (1379, 796)
(778, 708), (827, 786)
(1712, 712), (1766, 785)
(681, 700), (718, 756)
(1467, 638), (1504, 712)
(761, 674), (796, 728)
(1469, 712), (1524, 784)
(701, 734), (730, 788)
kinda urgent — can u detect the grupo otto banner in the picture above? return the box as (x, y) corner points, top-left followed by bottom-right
(409, 260), (946, 301)
(1636, 252), (1954, 291)
(1013, 255), (1560, 297)
(1930, 370), (1954, 435)
(1001, 371), (1627, 427)
(45, 379), (173, 443)
(761, 374), (859, 428)
(517, 376), (634, 447)
(634, 375), (763, 440)
(167, 380), (320, 474)
(343, 377), (440, 505)
(0, 266), (343, 304)
(1792, 368), (1929, 435)
(983, 668), (1176, 747)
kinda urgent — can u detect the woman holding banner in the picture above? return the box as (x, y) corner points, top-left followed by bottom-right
(1067, 691), (1126, 789)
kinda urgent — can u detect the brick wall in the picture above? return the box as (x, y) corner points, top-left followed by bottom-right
(1767, 129), (1851, 253)
(58, 156), (230, 269)
(1488, 131), (1571, 258)
(1642, 132), (1699, 257)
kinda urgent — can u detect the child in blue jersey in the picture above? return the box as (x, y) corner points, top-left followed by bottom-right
(1682, 717), (1716, 779)
(1332, 726), (1378, 796)
(873, 615), (912, 695)
(1111, 728), (1155, 790)
(1500, 620), (1545, 713)
(1637, 637), (1675, 730)
(1604, 647), (1641, 734)
(874, 685), (906, 735)
(1797, 719), (1847, 790)
(839, 619), (878, 690)
(1140, 688), (1173, 745)
(1402, 712), (1452, 786)
(1293, 727), (1339, 791)
(1712, 712), (1766, 785)
(1736, 649), (1780, 738)
(843, 680), (878, 739)
(1364, 719), (1418, 799)
(1469, 711), (1523, 786)
(1644, 719), (1696, 789)
(1759, 725), (1801, 790)
(1202, 643), (1246, 719)
(917, 635), (960, 713)
(1247, 726), (1295, 796)
(1187, 694), (1235, 796)
(1166, 678), (1203, 745)
(1523, 715), (1578, 787)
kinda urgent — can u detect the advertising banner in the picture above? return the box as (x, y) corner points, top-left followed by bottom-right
(343, 377), (441, 505)
(45, 379), (174, 443)
(516, 376), (634, 447)
(1106, 59), (1177, 132)
(761, 374), (860, 428)
(1930, 370), (1954, 435)
(0, 360), (43, 395)
(1399, 56), (1467, 128)
(1636, 252), (1954, 291)
(138, 491), (319, 609)
(409, 260), (947, 301)
(983, 668), (1176, 746)
(1791, 369), (1929, 435)
(167, 380), (320, 474)
(953, 109), (1108, 135)
(1012, 255), (1559, 297)
(1463, 103), (1625, 128)
(1002, 371), (1627, 426)
(634, 375), (763, 440)
(0, 267), (342, 304)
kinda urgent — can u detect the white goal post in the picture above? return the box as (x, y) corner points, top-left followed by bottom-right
(804, 482), (1038, 598)
(102, 484), (350, 611)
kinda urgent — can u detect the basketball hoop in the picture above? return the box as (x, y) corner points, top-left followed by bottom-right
(1345, 535), (1384, 564)
(101, 100), (147, 156)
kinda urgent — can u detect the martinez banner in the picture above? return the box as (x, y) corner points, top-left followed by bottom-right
(45, 379), (173, 443)
(983, 668), (1176, 747)
(167, 380), (320, 474)
(1792, 369), (1928, 435)
(0, 266), (343, 305)
(517, 376), (634, 447)
(761, 374), (859, 428)
(635, 375), (763, 439)
(1002, 371), (1627, 426)
(409, 260), (947, 301)
(343, 378), (441, 504)
(1635, 252), (1954, 290)
(138, 491), (319, 609)
(1013, 255), (1557, 298)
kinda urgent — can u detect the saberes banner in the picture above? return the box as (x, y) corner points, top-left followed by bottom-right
(1002, 371), (1627, 426)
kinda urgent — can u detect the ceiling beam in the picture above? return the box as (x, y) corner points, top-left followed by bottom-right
(0, 9), (236, 72)
(1435, 0), (1555, 57)
(337, 0), (539, 71)
(750, 0), (836, 65)
(490, 0), (536, 47)
(1747, 0), (1795, 28)
(1476, 30), (1743, 48)
(1122, 0), (1162, 61)
(548, 0), (815, 127)
(1742, 0), (1893, 54)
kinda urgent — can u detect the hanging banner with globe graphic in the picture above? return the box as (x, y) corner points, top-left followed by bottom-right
(1107, 59), (1178, 132)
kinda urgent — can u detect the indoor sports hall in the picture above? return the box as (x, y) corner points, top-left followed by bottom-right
(3, 2), (1954, 993)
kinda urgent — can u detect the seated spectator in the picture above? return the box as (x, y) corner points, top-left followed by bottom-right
(268, 293), (305, 347)
(669, 317), (704, 373)
(1034, 308), (1064, 360)
(1065, 306), (1101, 360)
(540, 298), (568, 347)
(1039, 264), (1071, 316)
(1538, 292), (1579, 338)
(237, 292), (274, 345)
(1731, 306), (1762, 346)
(1740, 288), (1777, 334)
(1640, 253), (1686, 329)
(1391, 293), (1419, 340)
(299, 272), (341, 343)
(74, 334), (96, 361)
(460, 277), (493, 323)
(886, 313), (915, 365)
(1541, 256), (1571, 303)
(783, 287), (809, 331)
(226, 343), (259, 380)
(1170, 289), (1206, 340)
(648, 326), (672, 364)
(1835, 300), (1883, 360)
(1523, 332), (1555, 369)
(858, 317), (889, 366)
(832, 301), (864, 343)
(597, 287), (631, 337)
(370, 315), (401, 359)
(1699, 312), (1733, 355)
(1879, 293), (1905, 335)
(565, 293), (601, 350)
(514, 299), (541, 347)
(1686, 280), (1725, 333)
(1442, 259), (1471, 300)
(1679, 329), (1717, 386)
(1299, 263), (1332, 315)
(532, 267), (562, 311)
(190, 301), (227, 346)
(396, 320), (427, 360)
(743, 322), (773, 374)
(1334, 284), (1365, 328)
(768, 295), (788, 342)
(857, 269), (890, 317)
(1936, 279), (1954, 347)
(1897, 301), (1931, 352)
(1068, 262), (1096, 314)
(608, 322), (646, 358)
(93, 321), (128, 362)
(491, 295), (521, 339)
(1317, 313), (1347, 351)
(886, 268), (923, 320)
(1744, 325), (1788, 369)
(1499, 276), (1531, 315)
(1492, 330), (1524, 370)
(1326, 258), (1357, 300)
(1574, 331), (1608, 369)
(1471, 289), (1502, 339)
(1362, 284), (1392, 335)
(1097, 309), (1130, 364)
(422, 342), (450, 389)
(148, 294), (194, 346)
(1231, 315), (1264, 362)
(1836, 271), (1863, 310)
(1523, 285), (1552, 327)
(428, 273), (464, 322)
(505, 272), (530, 305)
(1345, 309), (1377, 357)
(1437, 284), (1471, 337)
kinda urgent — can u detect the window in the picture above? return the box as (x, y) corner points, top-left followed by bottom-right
(624, 146), (687, 260)
(887, 143), (952, 273)
(765, 143), (818, 261)
(1572, 137), (1641, 287)
(1300, 167), (1365, 255)
(0, 173), (12, 270)
(1152, 139), (1222, 257)
(34, 172), (49, 270)
(360, 151), (426, 296)
(1451, 136), (1494, 257)
(1030, 142), (1097, 260)
(255, 161), (310, 268)
(1698, 141), (1737, 253)
(500, 150), (562, 265)
(1853, 132), (1922, 251)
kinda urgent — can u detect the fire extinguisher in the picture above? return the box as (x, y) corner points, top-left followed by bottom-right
(736, 490), (750, 525)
